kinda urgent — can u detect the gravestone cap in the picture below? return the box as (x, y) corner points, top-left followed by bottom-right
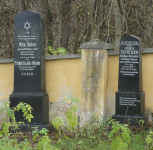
(80, 39), (114, 50)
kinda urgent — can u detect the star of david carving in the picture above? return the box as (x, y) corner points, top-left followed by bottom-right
(24, 21), (31, 30)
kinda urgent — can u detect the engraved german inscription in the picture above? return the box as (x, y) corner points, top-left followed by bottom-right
(15, 20), (40, 76)
(119, 41), (139, 76)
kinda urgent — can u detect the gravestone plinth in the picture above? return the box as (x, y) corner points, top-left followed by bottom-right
(116, 92), (145, 116)
(113, 35), (145, 126)
(9, 11), (54, 131)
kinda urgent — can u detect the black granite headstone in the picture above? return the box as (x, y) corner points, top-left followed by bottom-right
(118, 35), (142, 91)
(113, 35), (145, 126)
(10, 11), (53, 131)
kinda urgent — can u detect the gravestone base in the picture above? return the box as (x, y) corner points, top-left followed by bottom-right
(113, 91), (145, 126)
(10, 91), (50, 126)
(116, 91), (145, 116)
(112, 115), (145, 126)
(18, 124), (54, 132)
(9, 124), (54, 132)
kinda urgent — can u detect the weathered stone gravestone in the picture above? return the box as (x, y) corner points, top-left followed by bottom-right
(10, 11), (53, 131)
(113, 35), (145, 125)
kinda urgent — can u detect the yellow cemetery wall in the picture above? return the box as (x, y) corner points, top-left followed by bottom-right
(0, 53), (153, 124)
(0, 63), (14, 125)
(0, 63), (14, 103)
(107, 55), (119, 117)
(0, 58), (82, 104)
(46, 58), (81, 103)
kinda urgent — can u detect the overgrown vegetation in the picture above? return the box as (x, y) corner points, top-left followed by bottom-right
(46, 46), (69, 56)
(0, 99), (152, 149)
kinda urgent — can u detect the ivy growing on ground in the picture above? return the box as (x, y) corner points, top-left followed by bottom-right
(109, 121), (131, 150)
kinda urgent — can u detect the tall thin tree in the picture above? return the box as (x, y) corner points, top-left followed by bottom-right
(37, 0), (49, 52)
(60, 0), (71, 49)
(113, 0), (121, 51)
(18, 0), (26, 12)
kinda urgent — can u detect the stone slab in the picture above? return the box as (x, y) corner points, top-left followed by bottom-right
(81, 49), (108, 126)
(45, 54), (81, 60)
(10, 92), (49, 124)
(80, 39), (114, 50)
(115, 91), (145, 116)
(10, 124), (54, 132)
(0, 58), (14, 63)
(118, 35), (142, 92)
(14, 10), (46, 92)
(112, 115), (145, 126)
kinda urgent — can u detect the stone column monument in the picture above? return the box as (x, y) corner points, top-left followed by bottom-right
(80, 39), (113, 126)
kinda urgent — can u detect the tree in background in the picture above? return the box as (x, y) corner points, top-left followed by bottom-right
(60, 0), (71, 49)
(37, 0), (49, 53)
(18, 0), (26, 12)
(113, 0), (121, 51)
(1, 0), (153, 58)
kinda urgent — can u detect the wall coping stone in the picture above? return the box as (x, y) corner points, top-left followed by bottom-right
(80, 39), (114, 50)
(45, 54), (81, 60)
(0, 58), (14, 63)
(0, 48), (153, 63)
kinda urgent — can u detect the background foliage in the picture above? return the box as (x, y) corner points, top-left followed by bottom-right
(0, 0), (153, 58)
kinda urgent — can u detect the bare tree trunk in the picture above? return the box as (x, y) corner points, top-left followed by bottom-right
(37, 0), (48, 52)
(113, 0), (121, 51)
(146, 2), (153, 47)
(37, 0), (48, 21)
(18, 0), (26, 12)
(60, 0), (71, 49)
(88, 0), (105, 41)
(89, 0), (97, 40)
(73, 11), (80, 53)
(97, 0), (106, 40)
(53, 0), (62, 50)
(48, 5), (53, 48)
